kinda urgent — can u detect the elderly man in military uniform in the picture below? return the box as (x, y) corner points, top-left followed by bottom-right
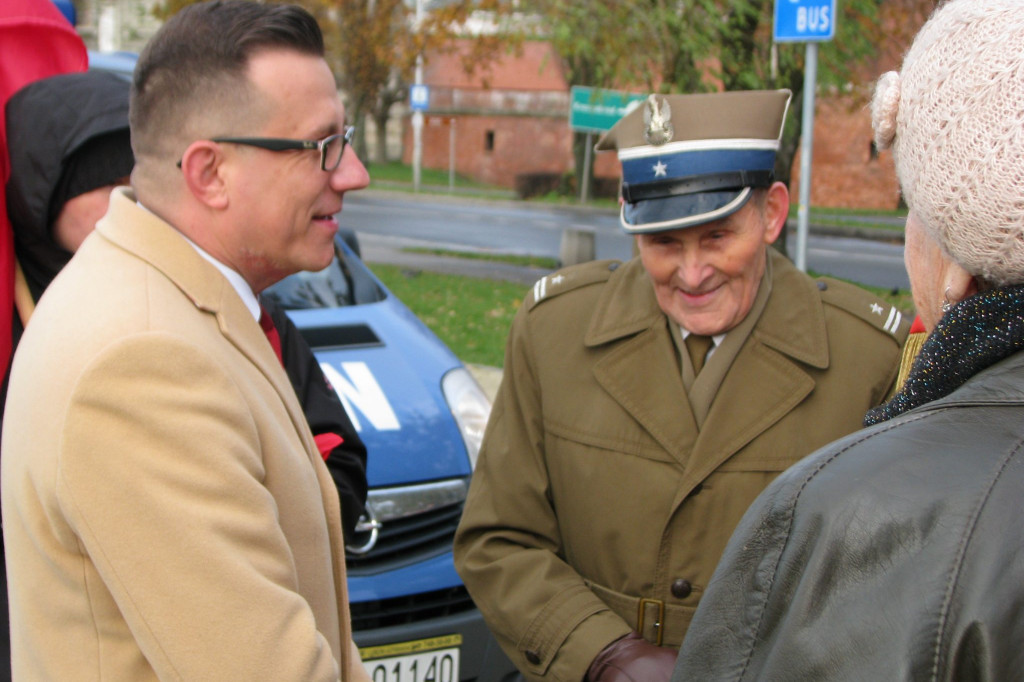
(453, 90), (909, 681)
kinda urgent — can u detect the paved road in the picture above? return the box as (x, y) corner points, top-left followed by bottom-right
(345, 190), (909, 290)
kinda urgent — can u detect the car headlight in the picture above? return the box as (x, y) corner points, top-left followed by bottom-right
(441, 367), (491, 469)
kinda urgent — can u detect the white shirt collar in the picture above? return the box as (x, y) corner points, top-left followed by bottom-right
(681, 328), (726, 348)
(181, 235), (261, 322)
(136, 201), (260, 322)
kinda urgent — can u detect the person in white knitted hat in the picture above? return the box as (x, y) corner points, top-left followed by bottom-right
(671, 1), (1024, 679)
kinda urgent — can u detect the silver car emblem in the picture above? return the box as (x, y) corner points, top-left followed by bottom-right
(346, 504), (382, 555)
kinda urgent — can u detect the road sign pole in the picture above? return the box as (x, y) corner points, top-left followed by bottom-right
(795, 41), (817, 272)
(580, 132), (593, 203)
(774, 0), (834, 272)
(449, 118), (456, 193)
(412, 0), (424, 193)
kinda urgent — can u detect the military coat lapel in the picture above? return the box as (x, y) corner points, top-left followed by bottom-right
(586, 260), (698, 467)
(678, 251), (831, 493)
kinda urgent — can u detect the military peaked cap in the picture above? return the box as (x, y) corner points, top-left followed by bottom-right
(596, 90), (792, 233)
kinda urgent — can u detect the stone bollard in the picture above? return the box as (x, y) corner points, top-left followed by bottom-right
(559, 228), (596, 266)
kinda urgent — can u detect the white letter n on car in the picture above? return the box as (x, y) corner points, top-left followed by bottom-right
(319, 361), (400, 432)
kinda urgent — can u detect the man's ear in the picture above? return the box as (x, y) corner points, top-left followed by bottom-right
(179, 141), (228, 209)
(762, 181), (790, 244)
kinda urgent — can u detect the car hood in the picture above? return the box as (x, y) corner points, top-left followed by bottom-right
(285, 296), (473, 488)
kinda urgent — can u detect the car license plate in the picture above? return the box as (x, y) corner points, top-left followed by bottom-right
(361, 635), (461, 682)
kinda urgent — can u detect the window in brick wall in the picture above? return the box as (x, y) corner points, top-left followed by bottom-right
(485, 130), (495, 152)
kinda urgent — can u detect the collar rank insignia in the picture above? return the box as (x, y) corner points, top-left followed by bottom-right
(643, 94), (673, 146)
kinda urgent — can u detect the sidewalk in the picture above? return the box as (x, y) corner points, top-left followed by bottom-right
(357, 232), (555, 287)
(466, 363), (502, 402)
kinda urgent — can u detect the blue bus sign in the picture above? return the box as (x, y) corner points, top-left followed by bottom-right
(774, 0), (836, 42)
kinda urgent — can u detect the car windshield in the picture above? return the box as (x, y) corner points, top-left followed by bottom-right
(264, 238), (386, 310)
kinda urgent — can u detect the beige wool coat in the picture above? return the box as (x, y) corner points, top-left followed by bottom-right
(1, 189), (367, 681)
(454, 250), (909, 681)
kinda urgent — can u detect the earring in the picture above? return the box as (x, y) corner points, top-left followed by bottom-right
(941, 285), (953, 314)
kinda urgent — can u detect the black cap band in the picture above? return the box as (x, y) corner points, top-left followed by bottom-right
(622, 169), (775, 203)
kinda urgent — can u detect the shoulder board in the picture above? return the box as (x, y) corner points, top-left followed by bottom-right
(525, 260), (622, 311)
(814, 276), (910, 341)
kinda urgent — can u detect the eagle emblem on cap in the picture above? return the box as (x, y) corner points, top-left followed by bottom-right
(643, 95), (673, 146)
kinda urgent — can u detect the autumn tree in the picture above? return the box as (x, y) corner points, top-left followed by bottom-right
(156, 0), (522, 163)
(313, 0), (521, 163)
(523, 0), (938, 214)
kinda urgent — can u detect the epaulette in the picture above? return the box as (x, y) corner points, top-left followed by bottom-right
(525, 260), (621, 311)
(814, 276), (910, 342)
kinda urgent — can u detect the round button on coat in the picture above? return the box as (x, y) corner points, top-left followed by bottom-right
(525, 650), (541, 665)
(671, 579), (693, 599)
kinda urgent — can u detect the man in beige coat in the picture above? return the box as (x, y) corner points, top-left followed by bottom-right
(1, 2), (371, 679)
(454, 90), (910, 681)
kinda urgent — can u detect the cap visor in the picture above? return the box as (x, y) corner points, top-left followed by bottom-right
(621, 188), (753, 233)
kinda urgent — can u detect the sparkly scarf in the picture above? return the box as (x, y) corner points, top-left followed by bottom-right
(865, 284), (1024, 425)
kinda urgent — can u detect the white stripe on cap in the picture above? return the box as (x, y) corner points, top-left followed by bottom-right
(617, 137), (780, 161)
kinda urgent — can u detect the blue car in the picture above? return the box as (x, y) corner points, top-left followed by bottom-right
(264, 234), (518, 681)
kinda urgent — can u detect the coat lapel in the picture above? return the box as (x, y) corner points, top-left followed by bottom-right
(593, 323), (699, 466)
(584, 253), (832, 485)
(587, 260), (698, 467)
(99, 190), (353, 667)
(680, 252), (830, 491)
(97, 190), (321, 469)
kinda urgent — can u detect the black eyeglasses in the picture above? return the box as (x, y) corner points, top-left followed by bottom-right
(203, 125), (355, 171)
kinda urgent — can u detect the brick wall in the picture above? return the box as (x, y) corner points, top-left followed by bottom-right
(402, 112), (570, 187)
(791, 95), (902, 210)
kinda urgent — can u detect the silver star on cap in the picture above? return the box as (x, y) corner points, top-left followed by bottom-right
(653, 161), (668, 177)
(643, 95), (673, 146)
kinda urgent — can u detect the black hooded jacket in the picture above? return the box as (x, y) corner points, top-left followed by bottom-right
(6, 70), (131, 306)
(2, 71), (131, 448)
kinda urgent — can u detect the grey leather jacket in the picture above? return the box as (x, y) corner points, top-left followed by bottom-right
(672, 351), (1024, 681)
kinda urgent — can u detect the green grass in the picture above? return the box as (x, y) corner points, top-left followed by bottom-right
(366, 160), (513, 198)
(402, 246), (561, 270)
(793, 204), (908, 233)
(368, 263), (528, 368)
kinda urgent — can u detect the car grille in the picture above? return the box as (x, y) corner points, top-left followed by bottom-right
(350, 585), (477, 631)
(346, 501), (464, 573)
(345, 479), (469, 573)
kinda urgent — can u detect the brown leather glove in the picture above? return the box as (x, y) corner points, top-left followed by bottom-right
(585, 631), (677, 682)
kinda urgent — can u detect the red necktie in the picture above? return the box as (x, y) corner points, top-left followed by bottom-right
(259, 304), (340, 461)
(258, 305), (284, 366)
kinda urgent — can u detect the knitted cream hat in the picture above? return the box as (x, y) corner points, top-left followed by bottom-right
(871, 0), (1024, 287)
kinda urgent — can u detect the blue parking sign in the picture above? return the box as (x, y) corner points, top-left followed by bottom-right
(774, 0), (836, 42)
(410, 84), (429, 111)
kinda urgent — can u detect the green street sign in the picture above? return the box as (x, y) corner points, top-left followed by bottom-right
(569, 86), (646, 133)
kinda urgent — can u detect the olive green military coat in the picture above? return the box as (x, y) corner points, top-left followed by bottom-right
(453, 250), (908, 682)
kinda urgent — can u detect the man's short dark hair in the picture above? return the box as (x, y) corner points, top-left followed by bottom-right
(130, 0), (325, 160)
